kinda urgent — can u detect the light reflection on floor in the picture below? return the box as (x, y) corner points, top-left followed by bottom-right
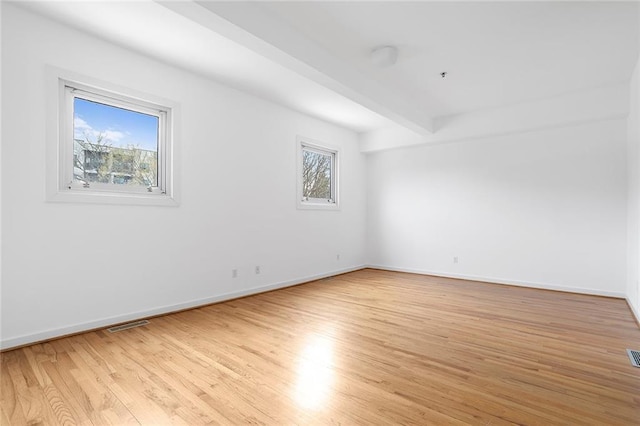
(293, 330), (336, 410)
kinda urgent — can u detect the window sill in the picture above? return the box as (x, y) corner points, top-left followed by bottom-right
(297, 201), (340, 211)
(47, 189), (179, 207)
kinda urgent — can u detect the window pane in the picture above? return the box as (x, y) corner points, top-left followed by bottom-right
(73, 98), (159, 187)
(302, 149), (332, 199)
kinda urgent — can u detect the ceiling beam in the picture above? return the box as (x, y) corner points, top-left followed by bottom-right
(156, 0), (433, 135)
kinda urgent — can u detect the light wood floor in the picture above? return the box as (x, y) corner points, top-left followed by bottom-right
(2, 269), (639, 425)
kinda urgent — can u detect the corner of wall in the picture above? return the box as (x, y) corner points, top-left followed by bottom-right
(627, 54), (640, 320)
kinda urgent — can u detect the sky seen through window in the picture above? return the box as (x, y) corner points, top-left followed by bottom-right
(74, 98), (159, 152)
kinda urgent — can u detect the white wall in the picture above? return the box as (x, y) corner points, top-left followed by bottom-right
(0, 2), (4, 343)
(367, 119), (628, 296)
(0, 5), (367, 349)
(627, 56), (640, 322)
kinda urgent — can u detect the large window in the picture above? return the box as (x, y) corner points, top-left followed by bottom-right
(49, 74), (177, 206)
(298, 138), (339, 209)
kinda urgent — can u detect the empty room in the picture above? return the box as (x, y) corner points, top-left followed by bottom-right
(1, 0), (640, 424)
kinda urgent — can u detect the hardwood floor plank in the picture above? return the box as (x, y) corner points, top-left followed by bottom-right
(42, 383), (76, 426)
(0, 353), (29, 426)
(2, 269), (639, 425)
(40, 360), (96, 426)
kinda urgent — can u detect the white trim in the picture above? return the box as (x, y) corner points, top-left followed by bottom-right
(627, 298), (640, 326)
(0, 265), (365, 350)
(45, 65), (180, 206)
(367, 264), (627, 298)
(46, 189), (179, 207)
(296, 136), (340, 210)
(69, 85), (169, 117)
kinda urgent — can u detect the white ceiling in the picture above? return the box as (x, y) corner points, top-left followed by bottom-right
(204, 1), (639, 119)
(13, 1), (640, 136)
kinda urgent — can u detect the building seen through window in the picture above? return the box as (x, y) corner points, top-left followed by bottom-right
(73, 139), (158, 187)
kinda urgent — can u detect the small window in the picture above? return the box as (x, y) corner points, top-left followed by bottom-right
(297, 138), (339, 209)
(50, 76), (176, 205)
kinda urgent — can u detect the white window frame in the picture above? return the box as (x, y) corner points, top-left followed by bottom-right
(297, 137), (339, 210)
(46, 67), (179, 206)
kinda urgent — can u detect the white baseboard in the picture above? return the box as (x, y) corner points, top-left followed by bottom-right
(367, 264), (627, 299)
(626, 298), (640, 326)
(0, 265), (366, 351)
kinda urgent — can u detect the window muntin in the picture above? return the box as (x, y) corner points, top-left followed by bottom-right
(61, 80), (171, 196)
(298, 139), (338, 209)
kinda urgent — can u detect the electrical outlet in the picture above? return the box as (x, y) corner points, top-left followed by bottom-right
(232, 269), (238, 278)
(453, 256), (458, 264)
(255, 266), (260, 274)
(337, 254), (340, 261)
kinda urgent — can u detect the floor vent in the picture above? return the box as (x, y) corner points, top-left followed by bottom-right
(627, 349), (640, 368)
(107, 320), (149, 333)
